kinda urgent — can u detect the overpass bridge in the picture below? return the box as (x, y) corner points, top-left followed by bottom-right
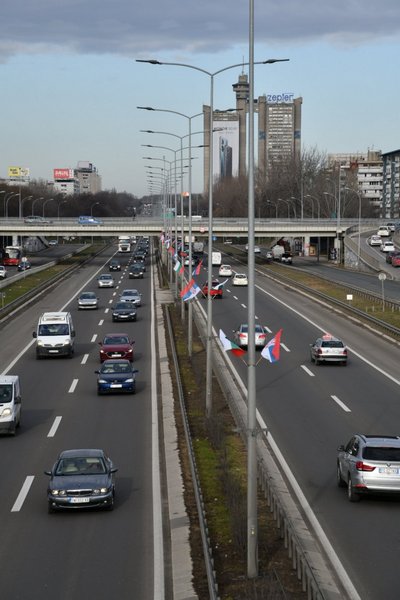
(0, 217), (378, 239)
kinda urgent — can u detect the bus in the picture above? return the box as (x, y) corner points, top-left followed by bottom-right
(3, 246), (22, 266)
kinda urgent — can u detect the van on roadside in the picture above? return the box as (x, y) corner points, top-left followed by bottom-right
(0, 375), (22, 435)
(33, 312), (75, 359)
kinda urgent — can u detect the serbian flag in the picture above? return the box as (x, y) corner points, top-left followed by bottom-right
(182, 281), (201, 302)
(261, 329), (283, 363)
(174, 260), (182, 273)
(212, 278), (229, 290)
(219, 330), (246, 357)
(192, 259), (203, 276)
(180, 278), (194, 298)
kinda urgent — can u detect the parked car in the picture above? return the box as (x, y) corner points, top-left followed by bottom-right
(129, 264), (144, 278)
(0, 266), (7, 279)
(109, 259), (121, 271)
(201, 279), (223, 298)
(97, 274), (115, 288)
(233, 324), (267, 349)
(219, 264), (233, 277)
(310, 334), (347, 365)
(111, 301), (137, 322)
(380, 240), (395, 253)
(99, 333), (134, 362)
(337, 434), (400, 502)
(119, 289), (142, 306)
(78, 291), (98, 309)
(369, 235), (382, 246)
(45, 448), (117, 512)
(232, 273), (248, 286)
(95, 359), (138, 395)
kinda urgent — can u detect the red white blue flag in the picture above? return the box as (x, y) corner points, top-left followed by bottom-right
(182, 281), (201, 302)
(261, 329), (283, 363)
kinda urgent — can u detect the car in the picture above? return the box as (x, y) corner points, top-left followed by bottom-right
(129, 264), (144, 278)
(245, 244), (261, 253)
(133, 256), (146, 271)
(95, 359), (138, 395)
(280, 252), (293, 264)
(201, 279), (223, 298)
(224, 239), (233, 245)
(387, 222), (396, 232)
(377, 226), (390, 237)
(337, 434), (400, 502)
(48, 239), (58, 246)
(111, 301), (137, 322)
(109, 259), (121, 271)
(232, 273), (248, 286)
(97, 274), (115, 288)
(17, 260), (31, 271)
(380, 240), (395, 253)
(369, 235), (382, 246)
(219, 264), (233, 277)
(264, 250), (273, 261)
(78, 291), (98, 309)
(233, 324), (267, 349)
(45, 448), (117, 512)
(0, 266), (7, 279)
(386, 251), (400, 264)
(24, 215), (51, 224)
(99, 333), (134, 362)
(310, 334), (347, 365)
(392, 254), (400, 268)
(78, 215), (103, 225)
(119, 289), (142, 307)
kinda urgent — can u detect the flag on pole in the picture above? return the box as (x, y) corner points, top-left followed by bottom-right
(261, 329), (283, 363)
(182, 281), (201, 302)
(168, 245), (175, 255)
(212, 278), (229, 290)
(192, 259), (203, 276)
(174, 260), (181, 273)
(219, 330), (246, 357)
(179, 263), (185, 275)
(180, 278), (194, 298)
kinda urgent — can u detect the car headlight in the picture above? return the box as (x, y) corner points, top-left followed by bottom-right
(98, 379), (108, 384)
(51, 489), (66, 496)
(92, 487), (109, 495)
(62, 340), (71, 346)
(37, 340), (44, 346)
(1, 408), (12, 416)
(125, 378), (134, 383)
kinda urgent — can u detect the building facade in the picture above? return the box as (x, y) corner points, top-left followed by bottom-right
(381, 150), (400, 218)
(53, 162), (101, 196)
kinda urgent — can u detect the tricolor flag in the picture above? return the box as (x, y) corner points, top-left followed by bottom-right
(212, 278), (229, 290)
(261, 329), (283, 363)
(219, 330), (246, 357)
(168, 245), (175, 255)
(174, 260), (182, 273)
(180, 278), (194, 298)
(192, 259), (203, 276)
(182, 281), (201, 302)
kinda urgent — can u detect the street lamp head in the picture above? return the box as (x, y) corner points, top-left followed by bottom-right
(140, 130), (156, 133)
(137, 106), (155, 110)
(136, 59), (162, 65)
(263, 58), (290, 64)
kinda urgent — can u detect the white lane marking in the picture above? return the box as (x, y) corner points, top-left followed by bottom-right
(226, 289), (231, 293)
(91, 334), (97, 342)
(81, 354), (89, 365)
(241, 303), (247, 308)
(233, 296), (238, 300)
(11, 476), (35, 512)
(331, 395), (351, 413)
(104, 308), (109, 314)
(48, 416), (62, 437)
(109, 299), (113, 304)
(264, 325), (272, 333)
(112, 292), (117, 296)
(98, 319), (104, 326)
(68, 379), (78, 393)
(281, 343), (290, 352)
(301, 365), (315, 376)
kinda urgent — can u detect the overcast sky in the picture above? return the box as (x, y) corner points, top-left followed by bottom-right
(1, 0), (400, 197)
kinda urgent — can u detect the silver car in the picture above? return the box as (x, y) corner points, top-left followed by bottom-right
(119, 289), (142, 307)
(310, 335), (347, 365)
(97, 274), (115, 288)
(337, 435), (400, 502)
(78, 291), (99, 310)
(233, 324), (267, 349)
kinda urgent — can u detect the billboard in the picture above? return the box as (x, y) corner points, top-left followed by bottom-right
(54, 168), (74, 180)
(8, 166), (30, 178)
(212, 120), (239, 180)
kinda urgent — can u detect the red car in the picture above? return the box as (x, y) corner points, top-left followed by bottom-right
(99, 333), (135, 362)
(201, 279), (223, 298)
(392, 255), (400, 268)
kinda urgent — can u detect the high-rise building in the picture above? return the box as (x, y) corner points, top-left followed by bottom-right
(382, 150), (400, 218)
(75, 161), (102, 194)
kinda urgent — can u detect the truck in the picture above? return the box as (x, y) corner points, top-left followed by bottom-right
(118, 236), (131, 253)
(271, 245), (285, 260)
(193, 241), (204, 254)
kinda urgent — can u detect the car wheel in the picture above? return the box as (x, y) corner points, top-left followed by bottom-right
(48, 502), (55, 514)
(347, 476), (360, 502)
(336, 463), (346, 488)
(314, 356), (320, 365)
(105, 492), (115, 511)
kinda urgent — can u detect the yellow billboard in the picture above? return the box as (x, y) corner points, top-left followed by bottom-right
(8, 166), (30, 178)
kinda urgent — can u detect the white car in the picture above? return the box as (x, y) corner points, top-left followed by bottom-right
(245, 244), (261, 253)
(0, 266), (7, 279)
(377, 226), (390, 237)
(369, 235), (382, 246)
(232, 273), (248, 286)
(380, 240), (395, 253)
(218, 264), (233, 277)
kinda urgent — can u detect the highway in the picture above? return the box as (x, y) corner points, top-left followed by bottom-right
(0, 244), (158, 599)
(192, 249), (400, 600)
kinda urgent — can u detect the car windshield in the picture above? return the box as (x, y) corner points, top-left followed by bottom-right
(255, 325), (264, 333)
(321, 341), (343, 348)
(0, 384), (12, 402)
(101, 362), (132, 374)
(38, 324), (69, 336)
(363, 447), (400, 462)
(115, 302), (134, 309)
(240, 325), (248, 333)
(81, 293), (95, 299)
(56, 457), (106, 475)
(103, 336), (129, 345)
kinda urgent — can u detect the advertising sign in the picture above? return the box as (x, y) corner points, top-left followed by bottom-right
(8, 166), (30, 178)
(266, 93), (294, 104)
(53, 168), (74, 180)
(212, 120), (239, 181)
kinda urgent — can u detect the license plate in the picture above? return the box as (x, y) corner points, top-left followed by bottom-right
(379, 467), (400, 475)
(110, 384), (122, 388)
(111, 353), (121, 357)
(69, 497), (90, 503)
(49, 350), (59, 353)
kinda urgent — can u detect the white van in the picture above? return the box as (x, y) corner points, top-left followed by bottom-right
(0, 375), (22, 435)
(33, 312), (75, 359)
(211, 252), (222, 266)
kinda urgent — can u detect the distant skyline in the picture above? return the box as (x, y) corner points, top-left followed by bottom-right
(1, 1), (400, 197)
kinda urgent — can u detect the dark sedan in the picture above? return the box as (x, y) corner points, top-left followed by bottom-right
(129, 264), (144, 278)
(99, 333), (134, 362)
(95, 359), (138, 395)
(109, 259), (121, 271)
(45, 448), (117, 512)
(17, 260), (32, 271)
(111, 301), (137, 322)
